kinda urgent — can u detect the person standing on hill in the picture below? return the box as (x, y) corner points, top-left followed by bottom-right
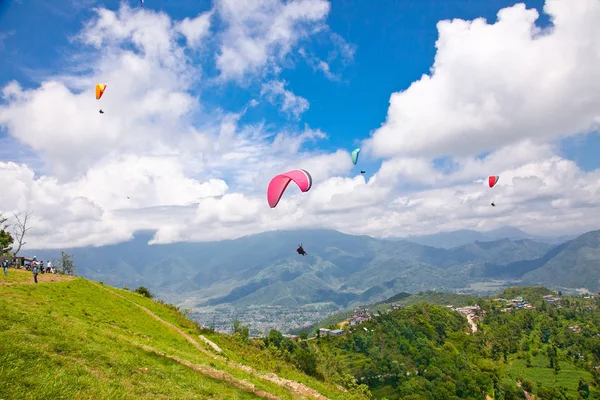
(2, 259), (7, 276)
(32, 265), (38, 284)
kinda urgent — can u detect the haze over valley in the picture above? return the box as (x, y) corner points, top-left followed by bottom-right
(26, 226), (600, 334)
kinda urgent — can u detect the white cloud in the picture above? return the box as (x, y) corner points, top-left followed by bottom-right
(366, 0), (600, 159)
(2, 0), (600, 251)
(176, 11), (213, 48)
(329, 32), (356, 64)
(214, 0), (331, 81)
(0, 31), (15, 50)
(144, 142), (600, 243)
(298, 48), (339, 81)
(260, 79), (309, 118)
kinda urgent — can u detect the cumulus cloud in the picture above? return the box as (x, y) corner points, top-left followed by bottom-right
(366, 0), (600, 158)
(2, 0), (600, 251)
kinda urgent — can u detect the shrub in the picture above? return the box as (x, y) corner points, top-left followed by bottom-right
(134, 286), (154, 298)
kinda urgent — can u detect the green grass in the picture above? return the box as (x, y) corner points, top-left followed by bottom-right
(102, 283), (357, 399)
(201, 332), (354, 400)
(509, 353), (593, 392)
(0, 270), (355, 399)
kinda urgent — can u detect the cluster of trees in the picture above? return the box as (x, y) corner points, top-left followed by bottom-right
(308, 290), (600, 400)
(315, 304), (507, 399)
(480, 291), (600, 399)
(230, 320), (320, 378)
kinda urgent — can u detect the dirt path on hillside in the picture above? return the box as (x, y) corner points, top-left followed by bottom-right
(199, 335), (223, 353)
(93, 283), (334, 400)
(128, 341), (281, 400)
(467, 314), (478, 334)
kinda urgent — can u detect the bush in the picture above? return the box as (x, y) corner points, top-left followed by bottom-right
(134, 286), (154, 298)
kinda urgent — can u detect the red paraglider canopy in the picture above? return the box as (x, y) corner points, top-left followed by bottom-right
(267, 169), (312, 208)
(488, 175), (499, 188)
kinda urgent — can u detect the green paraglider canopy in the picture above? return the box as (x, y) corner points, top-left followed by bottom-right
(351, 148), (360, 165)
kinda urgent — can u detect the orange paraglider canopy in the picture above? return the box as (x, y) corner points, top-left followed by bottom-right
(95, 84), (107, 100)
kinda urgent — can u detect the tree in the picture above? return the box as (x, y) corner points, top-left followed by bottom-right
(267, 330), (284, 348)
(578, 378), (590, 399)
(232, 319), (242, 334)
(58, 251), (77, 275)
(0, 214), (14, 256)
(293, 348), (319, 377)
(134, 286), (153, 298)
(300, 332), (308, 340)
(241, 326), (249, 341)
(11, 211), (33, 257)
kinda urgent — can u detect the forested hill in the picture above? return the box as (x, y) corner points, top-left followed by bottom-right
(309, 287), (600, 400)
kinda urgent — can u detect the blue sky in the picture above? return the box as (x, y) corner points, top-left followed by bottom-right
(1, 0), (600, 248)
(1, 0), (551, 153)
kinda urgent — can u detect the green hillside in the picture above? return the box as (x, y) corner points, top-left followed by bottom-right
(291, 291), (483, 335)
(0, 270), (362, 400)
(521, 230), (600, 292)
(311, 289), (600, 399)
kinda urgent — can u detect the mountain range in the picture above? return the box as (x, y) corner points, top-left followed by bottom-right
(25, 226), (600, 314)
(399, 226), (578, 248)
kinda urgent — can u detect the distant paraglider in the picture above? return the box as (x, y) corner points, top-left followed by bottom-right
(351, 148), (360, 165)
(352, 148), (366, 174)
(96, 84), (107, 114)
(488, 175), (499, 207)
(296, 244), (307, 256)
(267, 169), (312, 208)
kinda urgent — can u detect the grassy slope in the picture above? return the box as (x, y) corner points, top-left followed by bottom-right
(0, 270), (356, 400)
(509, 354), (592, 392)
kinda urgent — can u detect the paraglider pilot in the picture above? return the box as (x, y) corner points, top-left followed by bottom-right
(296, 244), (307, 256)
(491, 202), (496, 207)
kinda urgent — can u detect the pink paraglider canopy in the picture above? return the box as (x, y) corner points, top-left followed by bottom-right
(267, 169), (313, 208)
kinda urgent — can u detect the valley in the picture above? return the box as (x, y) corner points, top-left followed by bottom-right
(23, 226), (600, 335)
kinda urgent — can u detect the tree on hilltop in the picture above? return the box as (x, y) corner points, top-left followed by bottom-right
(11, 211), (33, 257)
(0, 214), (14, 256)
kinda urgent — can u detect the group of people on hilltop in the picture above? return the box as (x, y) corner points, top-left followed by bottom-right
(30, 257), (56, 284)
(1, 256), (58, 283)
